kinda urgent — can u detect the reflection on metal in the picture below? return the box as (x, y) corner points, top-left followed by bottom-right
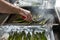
(0, 14), (10, 25)
(14, 0), (56, 9)
(55, 8), (60, 23)
(1, 15), (10, 26)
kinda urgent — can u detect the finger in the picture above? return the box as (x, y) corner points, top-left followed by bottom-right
(29, 13), (32, 21)
(19, 12), (27, 19)
(21, 10), (30, 21)
(27, 13), (32, 21)
(24, 12), (32, 21)
(22, 16), (26, 19)
(25, 10), (32, 21)
(21, 9), (32, 21)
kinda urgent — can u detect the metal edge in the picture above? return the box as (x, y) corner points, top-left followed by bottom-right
(55, 7), (60, 23)
(1, 15), (10, 26)
(50, 30), (55, 40)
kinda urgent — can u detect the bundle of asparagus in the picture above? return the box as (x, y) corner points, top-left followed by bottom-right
(13, 17), (49, 25)
(8, 31), (47, 40)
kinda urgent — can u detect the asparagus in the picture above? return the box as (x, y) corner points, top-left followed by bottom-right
(13, 31), (18, 40)
(22, 31), (27, 40)
(31, 31), (38, 40)
(8, 34), (13, 40)
(13, 18), (29, 23)
(40, 31), (47, 40)
(38, 32), (42, 40)
(8, 31), (47, 40)
(27, 32), (31, 40)
(8, 31), (14, 40)
(34, 34), (38, 40)
(31, 32), (34, 40)
(19, 32), (23, 40)
(36, 32), (41, 40)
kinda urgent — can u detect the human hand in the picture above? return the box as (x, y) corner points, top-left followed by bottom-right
(18, 8), (32, 21)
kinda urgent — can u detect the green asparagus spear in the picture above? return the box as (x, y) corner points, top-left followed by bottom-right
(38, 32), (42, 40)
(22, 31), (27, 40)
(13, 18), (30, 23)
(16, 32), (21, 40)
(31, 31), (37, 40)
(19, 32), (23, 40)
(41, 31), (47, 40)
(36, 32), (41, 40)
(27, 32), (31, 40)
(8, 34), (13, 40)
(13, 31), (18, 40)
(35, 32), (39, 40)
(31, 32), (34, 40)
(23, 34), (27, 40)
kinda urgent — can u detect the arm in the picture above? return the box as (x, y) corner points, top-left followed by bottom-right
(0, 0), (32, 21)
(0, 0), (22, 13)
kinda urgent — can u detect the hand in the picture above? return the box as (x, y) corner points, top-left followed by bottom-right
(18, 8), (32, 21)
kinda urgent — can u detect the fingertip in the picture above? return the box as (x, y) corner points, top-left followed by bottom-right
(22, 16), (26, 19)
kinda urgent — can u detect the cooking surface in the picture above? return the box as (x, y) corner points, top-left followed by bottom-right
(0, 13), (9, 25)
(53, 25), (60, 40)
(4, 9), (59, 24)
(0, 8), (59, 40)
